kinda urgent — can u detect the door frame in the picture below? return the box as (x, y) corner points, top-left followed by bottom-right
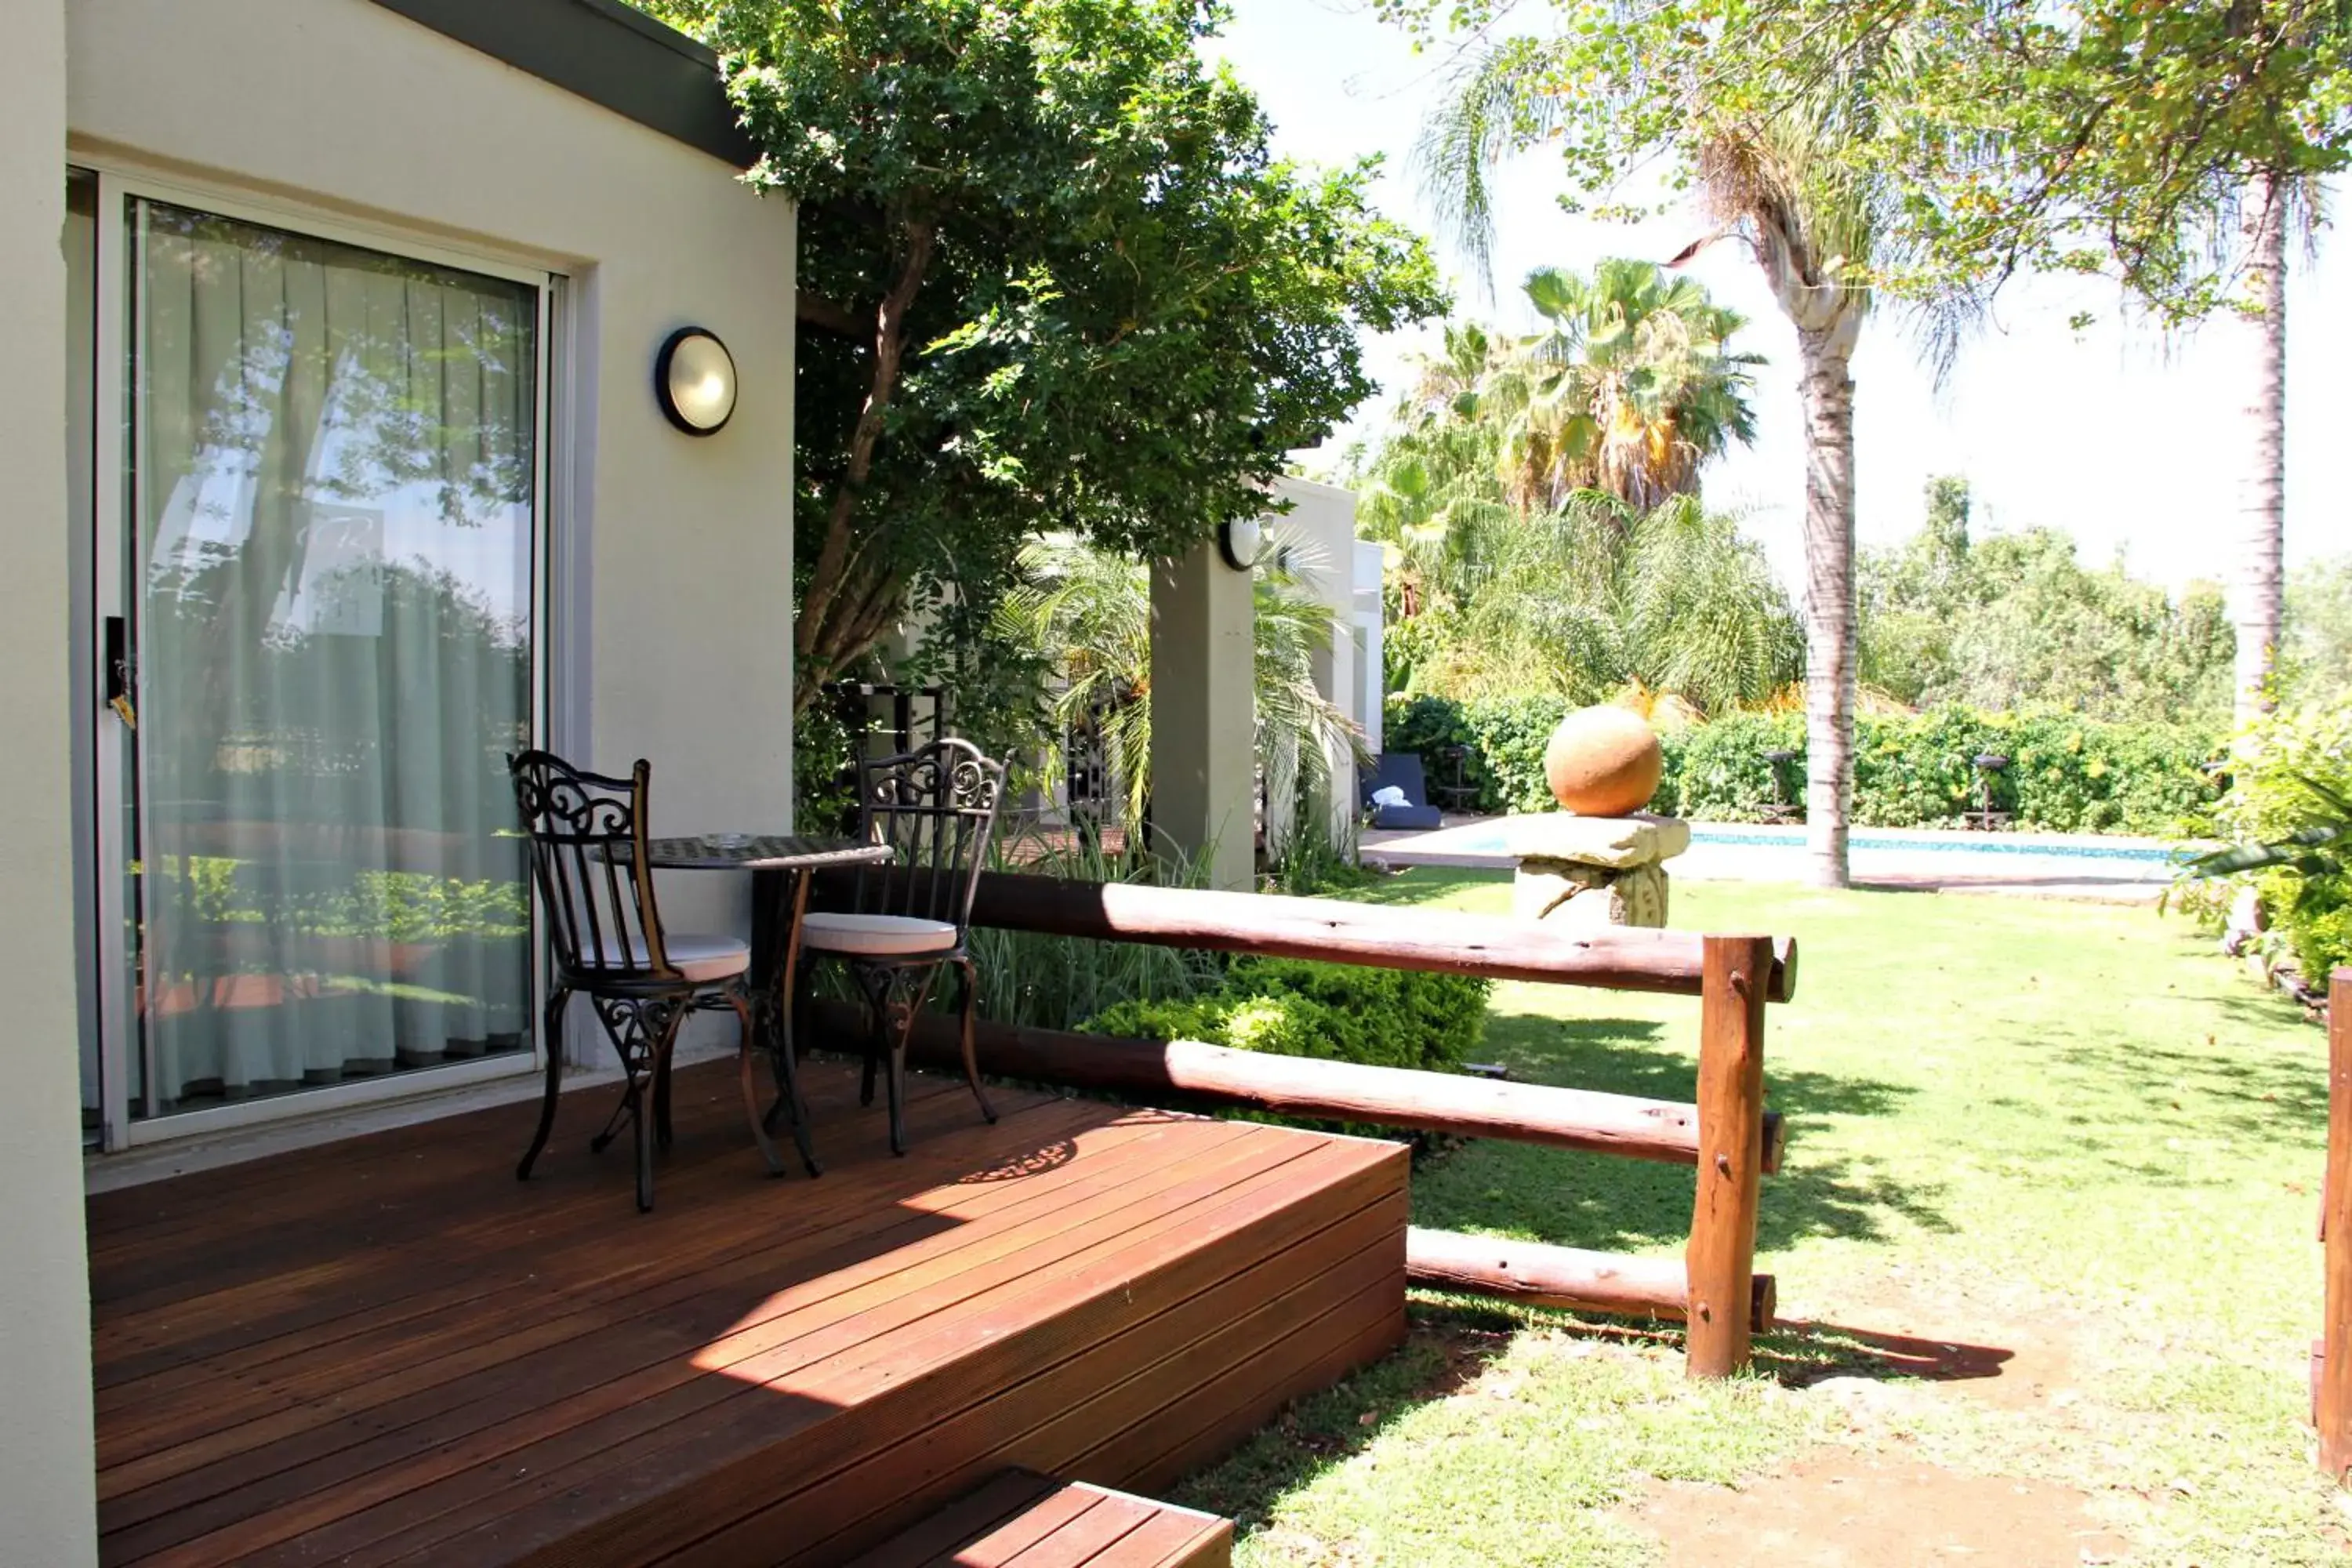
(78, 162), (563, 1151)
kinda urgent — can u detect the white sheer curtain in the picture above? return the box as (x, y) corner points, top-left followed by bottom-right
(133, 200), (536, 1112)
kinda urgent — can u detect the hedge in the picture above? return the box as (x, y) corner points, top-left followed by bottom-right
(1385, 695), (2222, 836)
(1083, 955), (1488, 1076)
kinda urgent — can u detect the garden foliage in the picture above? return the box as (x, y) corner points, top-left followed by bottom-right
(647, 0), (1443, 713)
(1858, 480), (2236, 722)
(1387, 695), (2223, 835)
(1085, 956), (1487, 1076)
(2194, 697), (2352, 984)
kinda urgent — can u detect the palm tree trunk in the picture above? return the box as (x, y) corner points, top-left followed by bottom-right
(1798, 328), (1857, 888)
(2235, 167), (2288, 724)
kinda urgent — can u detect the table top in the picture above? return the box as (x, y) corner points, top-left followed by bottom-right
(639, 834), (892, 872)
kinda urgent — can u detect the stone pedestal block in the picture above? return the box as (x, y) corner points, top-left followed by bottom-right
(1504, 814), (1690, 931)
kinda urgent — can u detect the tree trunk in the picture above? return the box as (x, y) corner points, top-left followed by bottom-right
(1797, 328), (1857, 889)
(793, 220), (937, 713)
(2235, 167), (2288, 724)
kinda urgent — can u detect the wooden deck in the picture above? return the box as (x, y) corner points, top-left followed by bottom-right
(88, 1055), (1408, 1567)
(848, 1472), (1230, 1567)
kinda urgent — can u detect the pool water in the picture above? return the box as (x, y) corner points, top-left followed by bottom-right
(1427, 823), (2180, 866)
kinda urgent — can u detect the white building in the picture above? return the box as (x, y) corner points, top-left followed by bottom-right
(12, 2), (804, 1556)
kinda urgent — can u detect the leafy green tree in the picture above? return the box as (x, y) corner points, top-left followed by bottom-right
(1857, 477), (2237, 721)
(646, 0), (1443, 711)
(2283, 556), (2352, 706)
(1475, 260), (1760, 512)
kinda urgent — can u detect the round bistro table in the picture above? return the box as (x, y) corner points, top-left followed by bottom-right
(640, 833), (892, 1173)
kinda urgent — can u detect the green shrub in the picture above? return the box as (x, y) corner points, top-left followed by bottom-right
(1385, 693), (1570, 815)
(2286, 900), (2352, 985)
(2191, 696), (2352, 983)
(1085, 955), (1487, 1076)
(1393, 694), (2222, 836)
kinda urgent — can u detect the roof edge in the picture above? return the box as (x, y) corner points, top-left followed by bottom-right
(367, 0), (757, 168)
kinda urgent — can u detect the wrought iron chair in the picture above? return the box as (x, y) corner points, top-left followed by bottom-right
(508, 750), (793, 1211)
(795, 739), (1005, 1155)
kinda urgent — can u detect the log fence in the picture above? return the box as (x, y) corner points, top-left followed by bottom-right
(809, 868), (1795, 1377)
(2319, 969), (2351, 1482)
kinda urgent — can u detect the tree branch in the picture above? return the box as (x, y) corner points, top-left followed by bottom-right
(797, 289), (866, 339)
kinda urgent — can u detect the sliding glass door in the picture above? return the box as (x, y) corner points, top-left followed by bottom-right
(82, 175), (549, 1143)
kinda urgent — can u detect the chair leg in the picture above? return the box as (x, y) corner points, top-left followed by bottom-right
(730, 989), (786, 1178)
(637, 1000), (686, 1214)
(884, 994), (910, 1156)
(589, 996), (648, 1156)
(764, 964), (821, 1174)
(859, 986), (884, 1109)
(653, 1033), (677, 1154)
(880, 967), (939, 1158)
(953, 956), (996, 1125)
(517, 985), (571, 1182)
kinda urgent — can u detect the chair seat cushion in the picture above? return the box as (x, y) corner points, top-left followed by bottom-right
(583, 931), (750, 984)
(800, 912), (960, 958)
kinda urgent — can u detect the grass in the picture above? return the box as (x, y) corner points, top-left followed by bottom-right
(1170, 870), (2343, 1565)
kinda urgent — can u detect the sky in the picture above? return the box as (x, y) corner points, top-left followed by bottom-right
(1207, 0), (2345, 597)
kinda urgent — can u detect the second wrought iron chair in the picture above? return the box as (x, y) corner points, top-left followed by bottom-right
(508, 750), (802, 1211)
(795, 738), (1005, 1154)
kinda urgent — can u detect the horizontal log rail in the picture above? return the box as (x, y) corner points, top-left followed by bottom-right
(817, 1000), (1784, 1174)
(804, 871), (1787, 1376)
(811, 869), (1797, 1004)
(1406, 1227), (1776, 1332)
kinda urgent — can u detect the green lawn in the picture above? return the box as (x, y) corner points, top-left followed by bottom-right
(1171, 872), (2341, 1566)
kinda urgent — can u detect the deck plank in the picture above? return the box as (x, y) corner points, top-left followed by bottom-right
(89, 1054), (1408, 1568)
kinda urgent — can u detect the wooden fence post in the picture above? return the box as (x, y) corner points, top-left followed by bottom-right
(1686, 935), (1771, 1378)
(2321, 970), (2352, 1483)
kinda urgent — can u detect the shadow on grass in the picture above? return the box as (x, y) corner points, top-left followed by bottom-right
(1761, 1320), (2016, 1391)
(1417, 1007), (1947, 1254)
(1166, 1300), (1522, 1534)
(1991, 1027), (2330, 1182)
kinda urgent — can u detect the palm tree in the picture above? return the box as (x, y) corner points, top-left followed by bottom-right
(1422, 42), (1965, 885)
(1475, 260), (1760, 513)
(1421, 492), (1802, 713)
(993, 534), (1366, 837)
(1347, 326), (1512, 621)
(2238, 169), (2289, 723)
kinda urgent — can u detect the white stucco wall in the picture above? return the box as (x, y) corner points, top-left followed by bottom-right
(2, 3), (101, 1561)
(68, 0), (800, 1047)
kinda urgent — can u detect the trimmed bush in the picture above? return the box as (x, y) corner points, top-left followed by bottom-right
(1084, 955), (1488, 1076)
(1387, 695), (2222, 835)
(1385, 693), (1571, 815)
(2194, 696), (2352, 985)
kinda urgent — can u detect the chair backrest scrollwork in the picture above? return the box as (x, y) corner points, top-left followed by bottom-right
(849, 738), (1006, 935)
(506, 750), (677, 984)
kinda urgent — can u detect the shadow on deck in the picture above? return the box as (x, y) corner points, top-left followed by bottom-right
(87, 1055), (1406, 1566)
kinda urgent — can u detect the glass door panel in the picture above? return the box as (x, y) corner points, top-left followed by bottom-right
(123, 197), (540, 1122)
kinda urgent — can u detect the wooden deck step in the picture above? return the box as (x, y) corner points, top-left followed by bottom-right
(848, 1471), (1231, 1568)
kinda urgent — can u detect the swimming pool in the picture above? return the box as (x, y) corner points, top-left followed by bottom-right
(1685, 827), (2181, 864)
(1393, 820), (2183, 867)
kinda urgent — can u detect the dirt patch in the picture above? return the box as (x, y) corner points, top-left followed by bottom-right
(1779, 1275), (2083, 1414)
(1627, 1450), (2129, 1566)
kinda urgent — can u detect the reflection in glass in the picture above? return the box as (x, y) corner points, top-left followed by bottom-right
(129, 201), (537, 1114)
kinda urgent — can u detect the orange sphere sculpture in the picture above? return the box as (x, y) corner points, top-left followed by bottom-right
(1542, 705), (1664, 816)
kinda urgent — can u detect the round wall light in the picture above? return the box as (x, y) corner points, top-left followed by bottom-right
(1216, 516), (1263, 572)
(655, 327), (738, 436)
